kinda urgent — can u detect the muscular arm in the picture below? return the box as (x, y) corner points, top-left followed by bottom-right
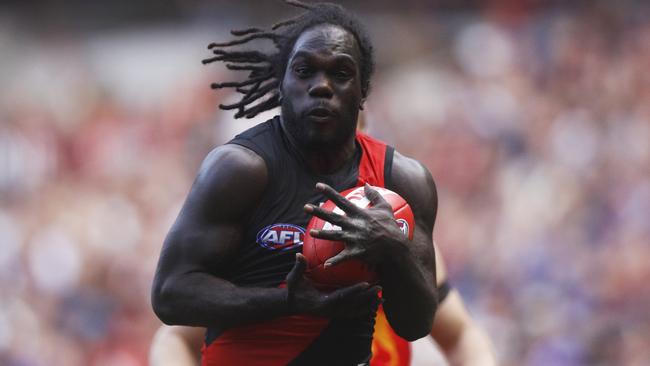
(380, 151), (438, 340)
(151, 144), (290, 328)
(151, 144), (380, 329)
(431, 242), (497, 366)
(307, 151), (438, 340)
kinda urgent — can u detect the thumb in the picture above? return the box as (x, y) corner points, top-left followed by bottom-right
(286, 253), (307, 285)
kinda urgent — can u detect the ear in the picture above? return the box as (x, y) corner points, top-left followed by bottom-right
(359, 98), (366, 111)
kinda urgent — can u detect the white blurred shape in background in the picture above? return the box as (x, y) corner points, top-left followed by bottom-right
(27, 226), (82, 295)
(454, 22), (514, 79)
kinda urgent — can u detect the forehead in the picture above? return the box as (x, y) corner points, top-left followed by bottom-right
(289, 24), (361, 63)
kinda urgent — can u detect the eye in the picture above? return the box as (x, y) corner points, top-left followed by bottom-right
(293, 65), (313, 78)
(333, 68), (353, 80)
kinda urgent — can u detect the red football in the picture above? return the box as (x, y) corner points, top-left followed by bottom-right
(303, 185), (415, 290)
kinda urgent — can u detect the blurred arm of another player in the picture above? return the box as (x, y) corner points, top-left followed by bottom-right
(430, 241), (497, 366)
(149, 325), (203, 366)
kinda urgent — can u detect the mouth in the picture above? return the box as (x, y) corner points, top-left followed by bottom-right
(307, 106), (335, 119)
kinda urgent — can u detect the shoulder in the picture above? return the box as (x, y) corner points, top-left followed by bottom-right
(388, 151), (438, 229)
(198, 144), (267, 183)
(187, 144), (268, 221)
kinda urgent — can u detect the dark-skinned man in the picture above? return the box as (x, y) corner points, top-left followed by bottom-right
(151, 2), (438, 365)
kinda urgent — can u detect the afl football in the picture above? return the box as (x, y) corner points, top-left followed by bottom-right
(303, 185), (414, 290)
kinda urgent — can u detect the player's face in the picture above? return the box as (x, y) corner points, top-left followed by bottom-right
(280, 24), (364, 150)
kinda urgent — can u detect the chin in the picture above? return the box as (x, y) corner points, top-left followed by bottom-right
(301, 133), (334, 150)
(306, 127), (353, 149)
(281, 105), (356, 150)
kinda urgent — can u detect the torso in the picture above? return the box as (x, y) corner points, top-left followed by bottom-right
(202, 116), (409, 366)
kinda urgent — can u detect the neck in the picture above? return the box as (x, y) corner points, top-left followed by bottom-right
(303, 138), (357, 175)
(281, 121), (357, 175)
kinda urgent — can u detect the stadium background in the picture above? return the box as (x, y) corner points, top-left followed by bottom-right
(1, 0), (649, 365)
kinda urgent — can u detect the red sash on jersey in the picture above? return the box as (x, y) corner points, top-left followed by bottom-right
(356, 132), (386, 187)
(201, 315), (329, 366)
(357, 133), (411, 366)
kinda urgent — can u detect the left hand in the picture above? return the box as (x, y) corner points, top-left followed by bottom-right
(304, 183), (407, 268)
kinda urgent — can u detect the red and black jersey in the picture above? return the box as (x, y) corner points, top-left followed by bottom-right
(201, 116), (405, 365)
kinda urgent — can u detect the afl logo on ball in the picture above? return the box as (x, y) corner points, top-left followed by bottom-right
(256, 223), (305, 251)
(396, 219), (410, 237)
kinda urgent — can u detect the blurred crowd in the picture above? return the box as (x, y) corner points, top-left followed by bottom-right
(1, 1), (649, 365)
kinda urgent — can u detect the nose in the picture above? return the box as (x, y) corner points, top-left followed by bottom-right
(308, 73), (333, 99)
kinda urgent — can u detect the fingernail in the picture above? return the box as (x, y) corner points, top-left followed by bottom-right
(324, 261), (331, 268)
(304, 204), (313, 212)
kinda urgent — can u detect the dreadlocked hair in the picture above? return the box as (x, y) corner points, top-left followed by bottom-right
(202, 0), (375, 119)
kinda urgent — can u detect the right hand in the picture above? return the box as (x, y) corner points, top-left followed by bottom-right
(285, 253), (382, 318)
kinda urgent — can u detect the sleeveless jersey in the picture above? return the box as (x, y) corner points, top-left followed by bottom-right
(201, 116), (410, 366)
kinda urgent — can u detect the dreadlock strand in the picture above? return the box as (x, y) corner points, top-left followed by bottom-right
(236, 82), (260, 95)
(226, 64), (270, 72)
(202, 56), (222, 65)
(208, 32), (282, 49)
(210, 72), (273, 89)
(239, 94), (281, 119)
(218, 92), (264, 110)
(235, 81), (262, 95)
(240, 81), (278, 103)
(219, 79), (277, 111)
(230, 27), (264, 36)
(218, 101), (245, 111)
(210, 50), (270, 64)
(271, 15), (302, 30)
(249, 67), (274, 78)
(235, 71), (274, 93)
(284, 0), (313, 11)
(236, 80), (262, 96)
(230, 81), (276, 108)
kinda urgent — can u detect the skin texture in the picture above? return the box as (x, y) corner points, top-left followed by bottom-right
(150, 23), (436, 356)
(149, 243), (497, 366)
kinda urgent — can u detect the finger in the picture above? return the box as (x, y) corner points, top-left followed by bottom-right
(309, 228), (346, 242)
(331, 281), (370, 300)
(316, 183), (362, 215)
(364, 183), (391, 209)
(304, 204), (351, 228)
(324, 248), (361, 267)
(286, 253), (307, 285)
